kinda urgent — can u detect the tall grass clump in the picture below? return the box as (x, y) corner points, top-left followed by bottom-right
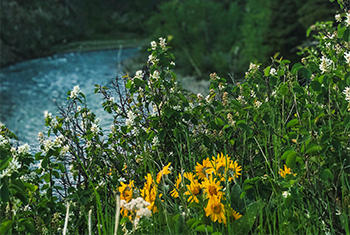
(1, 4), (350, 235)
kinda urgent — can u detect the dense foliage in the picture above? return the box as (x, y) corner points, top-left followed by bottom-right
(1, 3), (350, 235)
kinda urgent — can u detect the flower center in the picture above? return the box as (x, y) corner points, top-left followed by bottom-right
(208, 185), (217, 196)
(193, 186), (201, 195)
(213, 204), (221, 214)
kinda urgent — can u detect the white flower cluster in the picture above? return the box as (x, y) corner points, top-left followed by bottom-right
(120, 197), (151, 214)
(0, 135), (9, 147)
(44, 110), (52, 119)
(254, 100), (263, 108)
(343, 86), (350, 102)
(270, 68), (277, 76)
(319, 56), (332, 74)
(335, 14), (341, 22)
(126, 110), (137, 127)
(134, 70), (144, 79)
(346, 13), (350, 27)
(151, 70), (160, 80)
(148, 54), (159, 65)
(344, 51), (350, 65)
(245, 63), (260, 77)
(1, 157), (21, 178)
(159, 37), (166, 50)
(91, 123), (99, 134)
(18, 143), (30, 155)
(150, 41), (157, 50)
(109, 97), (114, 103)
(70, 85), (80, 99)
(152, 136), (159, 146)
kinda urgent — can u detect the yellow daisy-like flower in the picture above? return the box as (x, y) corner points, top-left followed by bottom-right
(227, 160), (242, 181)
(185, 179), (202, 203)
(156, 162), (171, 184)
(147, 186), (162, 213)
(170, 173), (182, 198)
(141, 173), (153, 199)
(184, 172), (195, 181)
(279, 164), (296, 178)
(204, 195), (226, 225)
(119, 180), (134, 202)
(232, 209), (242, 220)
(202, 175), (223, 199)
(195, 157), (211, 180)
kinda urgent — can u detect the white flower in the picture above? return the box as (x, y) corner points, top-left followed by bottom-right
(61, 145), (70, 155)
(44, 111), (52, 118)
(70, 85), (80, 99)
(0, 135), (9, 147)
(77, 106), (81, 111)
(44, 139), (55, 153)
(319, 56), (332, 74)
(150, 41), (157, 50)
(118, 177), (126, 182)
(197, 93), (203, 100)
(50, 118), (58, 127)
(111, 125), (116, 133)
(95, 118), (100, 125)
(343, 87), (350, 102)
(346, 13), (350, 27)
(148, 54), (159, 65)
(254, 100), (262, 108)
(270, 68), (277, 76)
(170, 61), (175, 66)
(282, 191), (290, 198)
(151, 70), (160, 80)
(37, 132), (45, 144)
(250, 90), (256, 98)
(126, 110), (136, 127)
(159, 37), (166, 49)
(135, 70), (143, 79)
(335, 14), (342, 22)
(344, 51), (350, 65)
(109, 97), (115, 103)
(152, 136), (159, 146)
(18, 143), (30, 155)
(91, 123), (99, 134)
(136, 207), (152, 218)
(271, 90), (277, 97)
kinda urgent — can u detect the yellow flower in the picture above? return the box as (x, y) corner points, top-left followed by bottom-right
(184, 172), (195, 181)
(195, 157), (211, 180)
(202, 175), (223, 199)
(147, 186), (161, 213)
(232, 209), (242, 221)
(156, 162), (171, 184)
(141, 173), (153, 199)
(204, 195), (226, 225)
(185, 179), (202, 203)
(170, 173), (182, 198)
(279, 164), (296, 178)
(227, 161), (242, 181)
(119, 180), (134, 202)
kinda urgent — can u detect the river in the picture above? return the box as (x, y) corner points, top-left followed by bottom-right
(0, 48), (139, 145)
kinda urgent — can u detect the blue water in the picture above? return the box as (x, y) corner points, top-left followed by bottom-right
(0, 48), (139, 145)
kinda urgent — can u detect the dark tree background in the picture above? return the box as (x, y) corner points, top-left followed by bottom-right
(1, 0), (340, 79)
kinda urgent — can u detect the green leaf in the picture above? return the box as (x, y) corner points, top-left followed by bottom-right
(232, 201), (264, 234)
(196, 225), (213, 233)
(172, 214), (180, 222)
(286, 119), (298, 128)
(215, 117), (224, 126)
(264, 66), (271, 77)
(23, 220), (36, 233)
(279, 84), (289, 95)
(212, 232), (222, 235)
(186, 218), (199, 228)
(281, 150), (296, 161)
(42, 173), (51, 183)
(164, 107), (173, 118)
(0, 220), (13, 234)
(305, 145), (321, 155)
(311, 81), (321, 91)
(286, 153), (296, 168)
(1, 181), (9, 203)
(338, 24), (346, 38)
(281, 60), (291, 64)
(320, 169), (334, 181)
(125, 80), (132, 89)
(291, 63), (303, 75)
(284, 195), (293, 209)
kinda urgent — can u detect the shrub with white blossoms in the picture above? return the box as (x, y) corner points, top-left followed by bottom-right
(70, 85), (80, 99)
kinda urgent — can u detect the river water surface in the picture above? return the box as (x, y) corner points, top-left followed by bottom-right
(0, 48), (139, 145)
